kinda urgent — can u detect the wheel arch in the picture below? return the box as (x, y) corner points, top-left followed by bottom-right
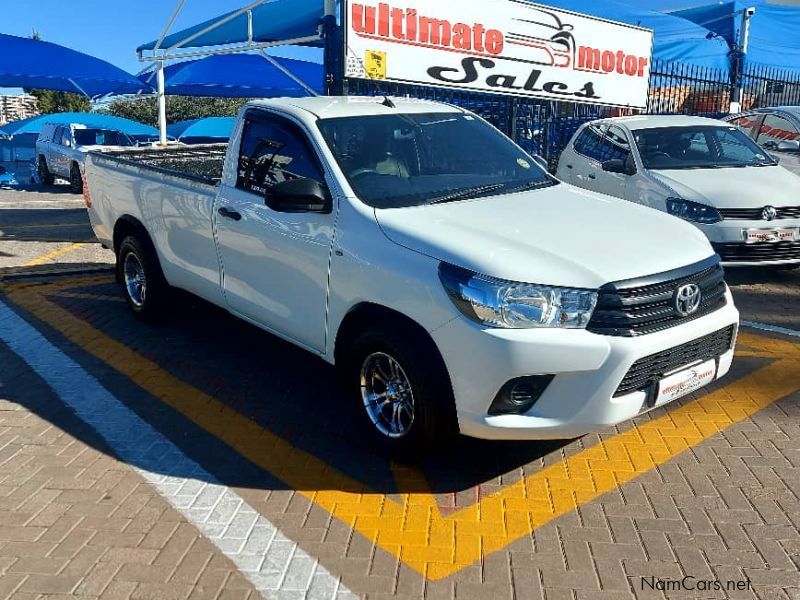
(333, 303), (451, 380)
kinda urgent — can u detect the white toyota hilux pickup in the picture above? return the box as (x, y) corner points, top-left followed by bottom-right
(84, 96), (740, 456)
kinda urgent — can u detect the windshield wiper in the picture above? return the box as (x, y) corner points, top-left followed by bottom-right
(504, 180), (556, 194)
(429, 183), (505, 205)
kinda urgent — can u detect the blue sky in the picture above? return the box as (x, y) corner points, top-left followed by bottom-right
(1, 0), (322, 93)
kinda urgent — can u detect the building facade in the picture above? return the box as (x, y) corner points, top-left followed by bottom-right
(0, 94), (39, 125)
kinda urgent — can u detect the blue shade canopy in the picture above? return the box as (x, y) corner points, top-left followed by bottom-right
(167, 117), (236, 141)
(540, 0), (732, 72)
(672, 1), (800, 72)
(137, 0), (325, 52)
(0, 33), (150, 98)
(141, 54), (323, 98)
(3, 113), (158, 137)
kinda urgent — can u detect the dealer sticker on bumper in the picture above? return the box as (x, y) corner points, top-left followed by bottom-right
(744, 228), (799, 244)
(656, 359), (717, 407)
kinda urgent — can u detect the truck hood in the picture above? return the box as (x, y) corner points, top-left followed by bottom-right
(375, 184), (715, 289)
(650, 165), (800, 208)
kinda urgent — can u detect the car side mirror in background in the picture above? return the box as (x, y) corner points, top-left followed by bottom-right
(532, 154), (549, 171)
(602, 159), (633, 176)
(267, 178), (332, 214)
(777, 140), (800, 152)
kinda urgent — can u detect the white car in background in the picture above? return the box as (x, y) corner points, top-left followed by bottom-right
(36, 123), (135, 193)
(724, 107), (800, 176)
(557, 115), (800, 268)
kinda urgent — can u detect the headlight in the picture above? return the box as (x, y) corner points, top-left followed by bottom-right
(666, 198), (722, 224)
(439, 263), (598, 329)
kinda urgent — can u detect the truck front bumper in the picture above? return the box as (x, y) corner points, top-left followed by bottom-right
(431, 290), (740, 440)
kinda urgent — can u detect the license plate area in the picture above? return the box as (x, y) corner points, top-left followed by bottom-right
(653, 359), (718, 407)
(744, 227), (799, 244)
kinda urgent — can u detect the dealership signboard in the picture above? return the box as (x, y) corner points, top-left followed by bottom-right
(344, 0), (654, 109)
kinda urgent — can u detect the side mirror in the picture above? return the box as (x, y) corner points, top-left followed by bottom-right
(777, 140), (800, 152)
(602, 159), (633, 176)
(267, 178), (332, 214)
(532, 154), (549, 171)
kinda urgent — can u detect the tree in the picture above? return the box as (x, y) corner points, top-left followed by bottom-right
(101, 96), (249, 128)
(24, 30), (91, 114)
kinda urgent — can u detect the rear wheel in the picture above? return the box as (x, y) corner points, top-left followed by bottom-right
(69, 163), (83, 194)
(343, 325), (457, 459)
(117, 235), (169, 319)
(37, 157), (54, 186)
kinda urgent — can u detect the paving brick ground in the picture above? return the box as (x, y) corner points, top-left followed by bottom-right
(1, 188), (799, 599)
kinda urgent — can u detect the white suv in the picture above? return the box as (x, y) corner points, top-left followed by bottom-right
(36, 123), (135, 193)
(557, 115), (800, 267)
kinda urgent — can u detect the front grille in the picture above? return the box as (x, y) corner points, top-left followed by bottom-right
(614, 325), (736, 398)
(719, 206), (800, 220)
(587, 256), (727, 337)
(713, 241), (800, 262)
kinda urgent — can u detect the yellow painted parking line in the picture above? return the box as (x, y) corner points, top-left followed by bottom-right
(22, 242), (86, 267)
(4, 276), (800, 581)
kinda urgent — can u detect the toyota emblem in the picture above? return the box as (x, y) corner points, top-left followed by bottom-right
(762, 206), (778, 221)
(674, 283), (702, 317)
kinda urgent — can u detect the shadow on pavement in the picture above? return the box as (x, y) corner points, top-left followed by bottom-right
(0, 208), (95, 242)
(0, 267), (568, 497)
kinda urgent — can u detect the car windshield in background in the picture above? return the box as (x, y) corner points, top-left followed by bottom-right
(73, 129), (133, 147)
(318, 112), (555, 209)
(634, 125), (776, 170)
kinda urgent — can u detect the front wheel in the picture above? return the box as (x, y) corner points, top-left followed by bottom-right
(117, 236), (169, 319)
(344, 326), (457, 458)
(37, 157), (54, 186)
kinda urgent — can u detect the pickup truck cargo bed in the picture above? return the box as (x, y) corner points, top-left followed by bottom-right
(91, 144), (227, 185)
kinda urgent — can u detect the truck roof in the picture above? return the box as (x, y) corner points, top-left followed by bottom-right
(248, 96), (464, 119)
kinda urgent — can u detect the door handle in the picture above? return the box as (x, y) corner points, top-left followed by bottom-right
(588, 173), (596, 180)
(566, 164), (573, 169)
(218, 207), (242, 222)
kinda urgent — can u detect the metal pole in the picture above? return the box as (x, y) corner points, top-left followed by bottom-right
(730, 7), (755, 113)
(157, 61), (167, 146)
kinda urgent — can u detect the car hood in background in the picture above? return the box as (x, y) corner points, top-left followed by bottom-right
(376, 184), (715, 289)
(650, 165), (800, 208)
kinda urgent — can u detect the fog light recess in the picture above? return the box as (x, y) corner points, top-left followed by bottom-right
(488, 375), (555, 416)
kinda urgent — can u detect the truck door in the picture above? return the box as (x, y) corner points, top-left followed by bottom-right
(214, 110), (335, 354)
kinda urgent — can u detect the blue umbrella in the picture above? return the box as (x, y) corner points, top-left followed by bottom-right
(168, 117), (236, 142)
(138, 0), (324, 52)
(140, 54), (323, 98)
(3, 113), (157, 137)
(0, 33), (149, 98)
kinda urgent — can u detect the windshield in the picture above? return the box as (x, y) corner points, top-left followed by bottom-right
(73, 129), (134, 147)
(318, 112), (555, 209)
(634, 125), (776, 170)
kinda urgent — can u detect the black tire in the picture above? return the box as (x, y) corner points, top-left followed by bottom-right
(343, 324), (457, 458)
(116, 235), (169, 319)
(37, 156), (54, 186)
(69, 163), (83, 194)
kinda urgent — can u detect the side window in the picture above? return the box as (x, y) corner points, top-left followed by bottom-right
(757, 114), (800, 149)
(603, 126), (631, 163)
(236, 113), (325, 197)
(60, 128), (72, 147)
(573, 124), (607, 162)
(51, 127), (62, 144)
(729, 115), (760, 139)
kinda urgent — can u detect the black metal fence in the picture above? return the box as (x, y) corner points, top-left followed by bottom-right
(346, 58), (800, 168)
